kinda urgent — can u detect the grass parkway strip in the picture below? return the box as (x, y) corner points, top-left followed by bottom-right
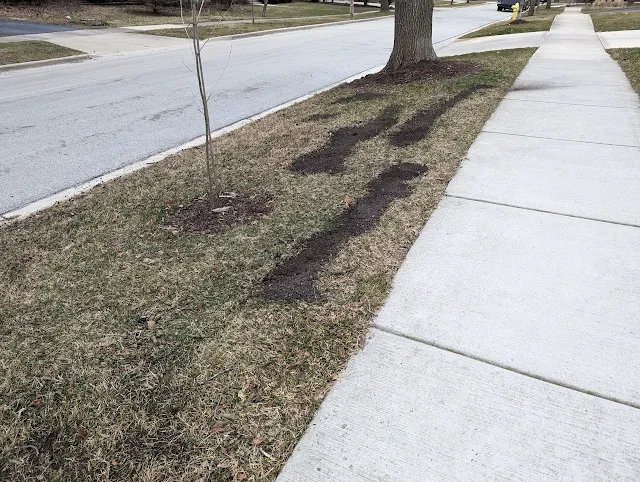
(0, 40), (81, 66)
(0, 48), (535, 481)
(610, 47), (640, 91)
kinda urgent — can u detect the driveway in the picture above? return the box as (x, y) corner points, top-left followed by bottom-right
(0, 4), (505, 215)
(0, 20), (78, 36)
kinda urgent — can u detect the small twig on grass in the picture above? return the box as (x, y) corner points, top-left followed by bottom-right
(199, 365), (235, 385)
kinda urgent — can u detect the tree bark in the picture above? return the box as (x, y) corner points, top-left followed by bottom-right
(262, 0), (268, 18)
(528, 0), (536, 16)
(380, 0), (390, 11)
(385, 0), (437, 71)
(350, 0), (354, 17)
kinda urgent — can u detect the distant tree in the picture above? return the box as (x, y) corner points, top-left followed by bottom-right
(385, 0), (436, 71)
(380, 0), (390, 11)
(528, 0), (536, 16)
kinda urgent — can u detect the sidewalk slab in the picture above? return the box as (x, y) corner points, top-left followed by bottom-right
(278, 330), (640, 481)
(374, 197), (640, 407)
(483, 99), (640, 146)
(599, 29), (640, 49)
(448, 133), (640, 225)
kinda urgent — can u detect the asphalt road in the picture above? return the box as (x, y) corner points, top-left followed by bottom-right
(0, 20), (77, 35)
(0, 4), (506, 214)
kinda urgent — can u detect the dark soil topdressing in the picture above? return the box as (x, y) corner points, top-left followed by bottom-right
(290, 105), (401, 175)
(332, 91), (385, 105)
(263, 162), (427, 301)
(509, 19), (528, 24)
(390, 84), (490, 148)
(306, 112), (337, 121)
(353, 60), (484, 87)
(163, 193), (274, 235)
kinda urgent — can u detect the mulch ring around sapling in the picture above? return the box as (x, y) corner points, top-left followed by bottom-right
(353, 59), (484, 87)
(163, 192), (274, 235)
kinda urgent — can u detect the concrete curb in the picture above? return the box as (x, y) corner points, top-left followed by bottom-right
(0, 63), (384, 225)
(0, 54), (91, 73)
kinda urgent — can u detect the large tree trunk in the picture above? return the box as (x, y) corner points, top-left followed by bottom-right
(385, 0), (437, 71)
(528, 0), (536, 16)
(380, 0), (390, 11)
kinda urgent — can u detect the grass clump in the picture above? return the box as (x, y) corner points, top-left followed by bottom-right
(0, 48), (535, 481)
(461, 6), (564, 38)
(609, 48), (640, 92)
(0, 41), (81, 66)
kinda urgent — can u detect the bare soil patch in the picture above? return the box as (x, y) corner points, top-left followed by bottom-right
(332, 91), (385, 105)
(263, 162), (427, 301)
(390, 84), (490, 148)
(163, 193), (274, 235)
(510, 19), (527, 24)
(290, 105), (400, 174)
(306, 112), (337, 121)
(353, 60), (483, 87)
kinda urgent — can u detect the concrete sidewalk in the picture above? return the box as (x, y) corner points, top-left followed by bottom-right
(278, 8), (640, 481)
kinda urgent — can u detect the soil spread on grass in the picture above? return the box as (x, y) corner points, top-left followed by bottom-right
(306, 112), (337, 121)
(290, 105), (400, 175)
(353, 60), (484, 87)
(509, 19), (527, 24)
(332, 91), (385, 105)
(390, 84), (490, 148)
(163, 193), (274, 235)
(263, 162), (427, 301)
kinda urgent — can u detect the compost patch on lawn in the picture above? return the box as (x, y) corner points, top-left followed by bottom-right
(163, 193), (274, 235)
(290, 105), (401, 174)
(332, 91), (385, 105)
(306, 112), (337, 121)
(390, 84), (490, 148)
(263, 162), (427, 301)
(353, 60), (483, 87)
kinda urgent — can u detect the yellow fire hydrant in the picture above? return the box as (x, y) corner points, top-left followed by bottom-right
(511, 2), (519, 20)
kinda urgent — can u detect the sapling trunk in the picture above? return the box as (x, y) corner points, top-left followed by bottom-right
(191, 0), (217, 206)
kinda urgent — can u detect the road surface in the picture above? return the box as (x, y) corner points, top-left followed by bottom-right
(0, 20), (77, 36)
(0, 4), (506, 214)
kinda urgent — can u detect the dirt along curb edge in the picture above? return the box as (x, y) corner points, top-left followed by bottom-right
(0, 63), (385, 226)
(0, 54), (92, 73)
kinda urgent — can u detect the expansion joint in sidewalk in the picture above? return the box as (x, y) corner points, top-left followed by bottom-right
(372, 324), (640, 411)
(481, 130), (640, 149)
(445, 194), (640, 229)
(504, 97), (640, 110)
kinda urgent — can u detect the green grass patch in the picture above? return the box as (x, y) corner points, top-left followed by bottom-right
(589, 9), (640, 31)
(0, 41), (81, 66)
(609, 48), (640, 92)
(0, 48), (535, 481)
(461, 6), (564, 38)
(148, 12), (391, 39)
